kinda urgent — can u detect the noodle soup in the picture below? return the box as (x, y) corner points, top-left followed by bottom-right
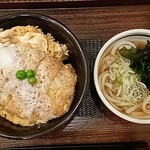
(94, 29), (150, 124)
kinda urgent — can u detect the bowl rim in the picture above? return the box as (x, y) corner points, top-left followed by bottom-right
(94, 29), (150, 124)
(0, 12), (88, 139)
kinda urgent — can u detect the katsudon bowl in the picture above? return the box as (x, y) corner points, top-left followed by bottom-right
(0, 12), (87, 139)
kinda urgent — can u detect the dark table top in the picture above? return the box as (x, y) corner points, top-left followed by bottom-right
(0, 1), (150, 149)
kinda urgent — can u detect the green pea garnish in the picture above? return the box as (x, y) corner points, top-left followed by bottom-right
(16, 70), (26, 80)
(26, 70), (35, 78)
(28, 77), (37, 85)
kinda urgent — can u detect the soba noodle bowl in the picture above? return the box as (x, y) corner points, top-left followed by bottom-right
(98, 36), (150, 119)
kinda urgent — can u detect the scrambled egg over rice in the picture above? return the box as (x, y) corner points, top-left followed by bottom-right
(0, 26), (77, 126)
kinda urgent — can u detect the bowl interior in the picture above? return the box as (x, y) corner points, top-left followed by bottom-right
(0, 13), (87, 138)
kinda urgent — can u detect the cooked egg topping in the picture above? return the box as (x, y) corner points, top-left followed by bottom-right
(0, 26), (77, 126)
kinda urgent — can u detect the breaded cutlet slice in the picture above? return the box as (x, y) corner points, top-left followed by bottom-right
(0, 56), (77, 126)
(48, 64), (77, 118)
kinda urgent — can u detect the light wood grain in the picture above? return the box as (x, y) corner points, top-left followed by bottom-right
(0, 4), (150, 149)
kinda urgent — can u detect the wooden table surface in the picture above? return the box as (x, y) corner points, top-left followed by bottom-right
(0, 1), (150, 149)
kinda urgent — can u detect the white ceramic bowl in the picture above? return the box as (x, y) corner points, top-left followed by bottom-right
(94, 29), (150, 124)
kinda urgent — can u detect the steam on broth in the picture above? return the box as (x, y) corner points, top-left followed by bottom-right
(99, 36), (150, 119)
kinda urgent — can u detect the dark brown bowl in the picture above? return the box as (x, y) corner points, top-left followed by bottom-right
(0, 12), (87, 139)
